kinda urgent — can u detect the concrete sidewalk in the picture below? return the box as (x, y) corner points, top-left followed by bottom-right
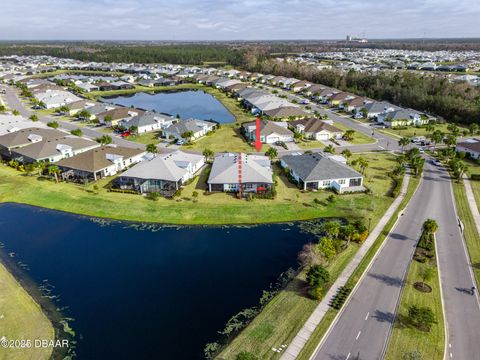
(463, 177), (480, 235)
(280, 174), (411, 360)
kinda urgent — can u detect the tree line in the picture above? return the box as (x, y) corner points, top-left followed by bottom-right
(0, 44), (246, 66)
(244, 56), (480, 125)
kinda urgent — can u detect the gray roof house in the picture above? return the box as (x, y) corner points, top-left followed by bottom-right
(0, 127), (100, 163)
(208, 153), (273, 194)
(116, 150), (205, 195)
(163, 118), (216, 140)
(242, 120), (294, 144)
(122, 112), (176, 133)
(280, 152), (364, 192)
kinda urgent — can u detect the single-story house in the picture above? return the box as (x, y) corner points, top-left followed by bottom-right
(0, 127), (99, 163)
(356, 101), (400, 119)
(243, 120), (294, 144)
(35, 90), (82, 109)
(207, 153), (273, 193)
(377, 109), (427, 127)
(115, 150), (205, 194)
(163, 118), (216, 141)
(328, 92), (356, 107)
(0, 114), (48, 136)
(97, 107), (140, 127)
(263, 106), (309, 119)
(122, 112), (176, 133)
(57, 145), (146, 181)
(280, 152), (364, 192)
(66, 100), (96, 116)
(290, 118), (343, 141)
(456, 139), (480, 159)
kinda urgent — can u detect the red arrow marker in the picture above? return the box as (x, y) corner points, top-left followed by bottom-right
(254, 116), (262, 152)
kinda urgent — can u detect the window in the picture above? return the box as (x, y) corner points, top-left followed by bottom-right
(323, 180), (331, 186)
(338, 179), (346, 185)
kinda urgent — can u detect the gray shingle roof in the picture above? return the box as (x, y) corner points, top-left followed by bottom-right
(281, 153), (362, 181)
(208, 153), (273, 184)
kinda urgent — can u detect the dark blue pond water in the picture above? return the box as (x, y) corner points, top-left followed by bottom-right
(106, 90), (235, 123)
(0, 204), (310, 360)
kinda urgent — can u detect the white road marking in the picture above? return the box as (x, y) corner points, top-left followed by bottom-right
(346, 353), (351, 360)
(450, 352), (453, 358)
(365, 312), (370, 320)
(356, 331), (361, 340)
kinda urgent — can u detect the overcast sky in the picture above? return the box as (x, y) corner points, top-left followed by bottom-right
(1, 0), (479, 40)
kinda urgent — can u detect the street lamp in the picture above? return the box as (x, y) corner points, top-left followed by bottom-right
(368, 217), (372, 233)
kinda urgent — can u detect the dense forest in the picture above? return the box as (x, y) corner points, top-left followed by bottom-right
(0, 43), (247, 66)
(245, 56), (480, 125)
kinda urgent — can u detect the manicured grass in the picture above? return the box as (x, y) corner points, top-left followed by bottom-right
(183, 125), (266, 153)
(378, 123), (464, 139)
(0, 153), (396, 225)
(296, 139), (326, 150)
(462, 159), (480, 212)
(128, 131), (162, 145)
(385, 260), (445, 360)
(452, 182), (480, 286)
(331, 121), (376, 145)
(0, 262), (54, 360)
(296, 175), (421, 360)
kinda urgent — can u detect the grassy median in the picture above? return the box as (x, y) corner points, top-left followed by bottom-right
(385, 259), (444, 359)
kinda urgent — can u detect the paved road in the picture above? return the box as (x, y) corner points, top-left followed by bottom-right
(312, 160), (480, 360)
(1, 85), (145, 150)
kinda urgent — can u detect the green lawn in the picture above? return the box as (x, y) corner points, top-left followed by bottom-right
(183, 125), (265, 153)
(332, 121), (376, 145)
(296, 175), (421, 360)
(452, 182), (480, 286)
(0, 262), (54, 360)
(296, 139), (326, 150)
(0, 152), (396, 225)
(385, 260), (445, 360)
(128, 131), (162, 145)
(462, 159), (480, 213)
(378, 123), (466, 139)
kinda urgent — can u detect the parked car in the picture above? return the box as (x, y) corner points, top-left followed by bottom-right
(120, 131), (131, 138)
(176, 139), (185, 145)
(0, 89), (6, 94)
(299, 99), (309, 105)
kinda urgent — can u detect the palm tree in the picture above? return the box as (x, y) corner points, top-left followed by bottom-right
(129, 125), (139, 136)
(411, 156), (425, 177)
(29, 114), (39, 122)
(265, 147), (278, 159)
(422, 219), (438, 234)
(341, 224), (358, 246)
(398, 137), (411, 153)
(341, 149), (352, 160)
(36, 161), (47, 176)
(48, 165), (61, 183)
(425, 124), (435, 133)
(343, 129), (355, 141)
(323, 221), (340, 239)
(146, 143), (158, 154)
(181, 131), (194, 143)
(429, 130), (443, 148)
(445, 134), (457, 149)
(202, 148), (214, 161)
(469, 123), (479, 135)
(324, 144), (335, 154)
(96, 135), (113, 145)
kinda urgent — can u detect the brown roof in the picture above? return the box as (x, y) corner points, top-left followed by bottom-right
(291, 118), (342, 134)
(263, 106), (308, 118)
(329, 92), (353, 101)
(0, 127), (66, 149)
(97, 107), (142, 121)
(457, 140), (480, 153)
(243, 120), (293, 136)
(57, 145), (145, 173)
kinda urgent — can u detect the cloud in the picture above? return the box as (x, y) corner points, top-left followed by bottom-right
(0, 0), (478, 40)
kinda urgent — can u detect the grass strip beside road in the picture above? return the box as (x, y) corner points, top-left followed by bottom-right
(331, 121), (376, 145)
(296, 175), (421, 360)
(452, 182), (480, 286)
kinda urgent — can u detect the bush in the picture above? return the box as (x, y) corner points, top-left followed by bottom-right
(146, 192), (161, 201)
(306, 264), (330, 288)
(236, 351), (258, 360)
(326, 194), (336, 203)
(308, 285), (323, 300)
(407, 305), (436, 331)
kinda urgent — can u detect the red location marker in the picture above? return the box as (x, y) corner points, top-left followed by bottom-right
(254, 116), (262, 152)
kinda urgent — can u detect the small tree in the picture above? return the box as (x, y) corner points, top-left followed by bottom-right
(342, 129), (355, 141)
(48, 165), (61, 183)
(398, 137), (411, 153)
(146, 143), (158, 154)
(418, 266), (435, 291)
(181, 130), (194, 142)
(422, 219), (438, 234)
(323, 220), (341, 239)
(341, 149), (352, 160)
(96, 135), (113, 145)
(70, 129), (83, 137)
(324, 144), (335, 154)
(318, 237), (336, 261)
(12, 109), (20, 116)
(203, 148), (214, 161)
(265, 147), (277, 159)
(407, 305), (436, 331)
(47, 121), (59, 129)
(306, 264), (330, 288)
(29, 114), (39, 122)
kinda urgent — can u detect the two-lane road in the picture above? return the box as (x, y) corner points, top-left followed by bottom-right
(312, 161), (480, 360)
